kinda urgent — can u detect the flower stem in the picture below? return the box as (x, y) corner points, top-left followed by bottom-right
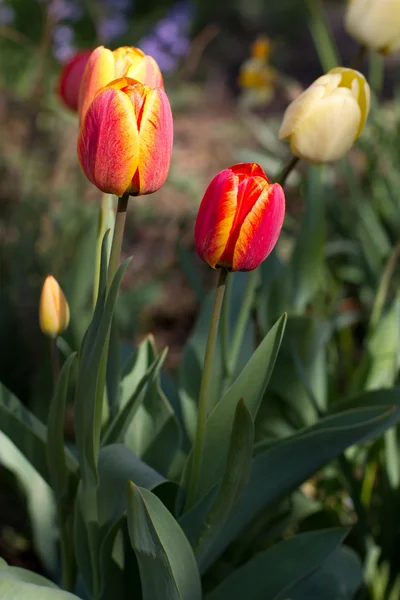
(50, 337), (60, 385)
(277, 156), (300, 186)
(107, 193), (129, 291)
(185, 267), (229, 510)
(58, 509), (76, 592)
(351, 44), (367, 70)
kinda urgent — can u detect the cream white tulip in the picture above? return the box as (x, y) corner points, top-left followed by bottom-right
(346, 0), (400, 54)
(279, 67), (370, 164)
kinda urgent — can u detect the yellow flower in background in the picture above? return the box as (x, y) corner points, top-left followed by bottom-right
(238, 35), (276, 108)
(279, 67), (370, 164)
(39, 276), (70, 338)
(250, 35), (271, 61)
(345, 0), (400, 55)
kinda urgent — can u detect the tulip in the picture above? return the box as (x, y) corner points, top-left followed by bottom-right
(78, 45), (163, 124)
(279, 67), (370, 164)
(39, 276), (70, 338)
(57, 50), (92, 112)
(77, 77), (173, 197)
(194, 163), (285, 272)
(346, 0), (400, 55)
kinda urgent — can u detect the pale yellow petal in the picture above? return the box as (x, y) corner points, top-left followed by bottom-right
(289, 95), (361, 163)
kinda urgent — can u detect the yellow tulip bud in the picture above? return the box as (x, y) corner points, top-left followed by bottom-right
(279, 67), (370, 164)
(345, 0), (400, 55)
(39, 276), (70, 338)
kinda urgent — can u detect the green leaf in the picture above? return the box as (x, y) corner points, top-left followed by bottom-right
(127, 482), (202, 600)
(124, 342), (181, 479)
(0, 432), (57, 574)
(206, 529), (349, 600)
(97, 444), (176, 529)
(257, 249), (290, 335)
(0, 558), (80, 598)
(106, 317), (121, 419)
(179, 273), (256, 442)
(306, 0), (341, 71)
(194, 399), (254, 571)
(290, 546), (363, 599)
(102, 349), (168, 447)
(182, 399), (400, 565)
(290, 166), (326, 312)
(268, 316), (330, 421)
(188, 314), (286, 504)
(46, 353), (76, 503)
(365, 296), (400, 390)
(0, 383), (78, 488)
(74, 249), (131, 488)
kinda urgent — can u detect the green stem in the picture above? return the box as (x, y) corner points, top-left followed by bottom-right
(277, 156), (300, 186)
(351, 44), (367, 70)
(220, 273), (232, 381)
(228, 269), (259, 374)
(94, 193), (129, 442)
(58, 509), (76, 592)
(107, 193), (129, 291)
(185, 268), (229, 510)
(50, 337), (60, 386)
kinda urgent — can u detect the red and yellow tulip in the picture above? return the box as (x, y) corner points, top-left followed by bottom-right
(57, 49), (92, 112)
(78, 45), (163, 124)
(77, 77), (173, 197)
(195, 163), (285, 272)
(39, 275), (70, 338)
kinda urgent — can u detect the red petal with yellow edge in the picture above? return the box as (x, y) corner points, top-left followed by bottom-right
(78, 46), (115, 124)
(194, 170), (239, 268)
(232, 182), (285, 271)
(77, 87), (139, 197)
(130, 86), (173, 195)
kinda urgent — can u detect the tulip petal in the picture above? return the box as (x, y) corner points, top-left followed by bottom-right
(58, 50), (92, 112)
(232, 183), (285, 271)
(346, 0), (400, 53)
(131, 87), (173, 195)
(127, 55), (164, 88)
(77, 87), (139, 197)
(329, 67), (370, 137)
(279, 86), (326, 141)
(78, 46), (115, 124)
(194, 170), (239, 268)
(289, 94), (361, 164)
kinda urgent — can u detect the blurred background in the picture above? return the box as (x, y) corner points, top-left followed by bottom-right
(2, 0), (400, 589)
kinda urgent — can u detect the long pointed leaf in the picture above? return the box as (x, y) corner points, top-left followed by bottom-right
(127, 482), (202, 600)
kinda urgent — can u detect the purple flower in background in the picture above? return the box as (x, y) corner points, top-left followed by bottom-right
(0, 3), (15, 25)
(48, 0), (82, 63)
(48, 0), (82, 23)
(138, 1), (194, 74)
(52, 24), (75, 62)
(98, 13), (128, 43)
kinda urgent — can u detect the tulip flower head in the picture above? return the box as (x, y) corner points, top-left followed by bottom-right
(77, 77), (173, 197)
(279, 67), (370, 164)
(346, 0), (400, 55)
(57, 49), (92, 112)
(78, 45), (163, 123)
(39, 275), (70, 338)
(195, 163), (285, 272)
